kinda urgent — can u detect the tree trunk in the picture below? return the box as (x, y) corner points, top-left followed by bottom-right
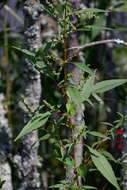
(65, 0), (85, 186)
(13, 1), (42, 189)
(68, 33), (84, 186)
(0, 93), (13, 190)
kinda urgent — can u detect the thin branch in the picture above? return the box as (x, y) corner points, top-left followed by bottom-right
(68, 39), (127, 50)
(4, 5), (24, 25)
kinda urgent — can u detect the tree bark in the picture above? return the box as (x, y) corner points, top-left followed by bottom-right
(65, 0), (85, 186)
(13, 1), (42, 189)
(68, 33), (84, 186)
(0, 93), (13, 190)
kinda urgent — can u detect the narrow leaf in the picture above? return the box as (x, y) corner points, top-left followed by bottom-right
(93, 79), (127, 93)
(67, 86), (84, 104)
(37, 3), (54, 17)
(81, 73), (95, 100)
(39, 134), (51, 141)
(87, 131), (110, 140)
(49, 184), (65, 188)
(43, 41), (53, 53)
(66, 102), (76, 116)
(78, 25), (113, 31)
(83, 8), (109, 13)
(82, 186), (97, 189)
(101, 150), (117, 163)
(73, 8), (109, 15)
(36, 41), (53, 56)
(88, 146), (120, 190)
(15, 112), (51, 141)
(72, 62), (93, 74)
(12, 46), (35, 57)
(92, 93), (104, 104)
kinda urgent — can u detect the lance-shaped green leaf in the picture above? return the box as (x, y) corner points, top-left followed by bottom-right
(15, 112), (51, 141)
(82, 8), (109, 13)
(49, 184), (65, 188)
(100, 150), (117, 163)
(72, 8), (109, 15)
(67, 86), (84, 104)
(39, 134), (51, 141)
(81, 186), (97, 189)
(88, 146), (120, 190)
(72, 62), (93, 74)
(81, 72), (96, 100)
(78, 25), (113, 31)
(66, 102), (76, 116)
(93, 79), (127, 93)
(35, 41), (53, 57)
(87, 131), (110, 140)
(36, 3), (54, 17)
(12, 46), (35, 57)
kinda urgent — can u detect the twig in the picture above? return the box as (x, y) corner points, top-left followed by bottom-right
(68, 39), (127, 50)
(4, 5), (24, 25)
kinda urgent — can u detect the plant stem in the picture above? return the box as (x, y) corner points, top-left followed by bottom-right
(63, 0), (68, 85)
(4, 16), (12, 125)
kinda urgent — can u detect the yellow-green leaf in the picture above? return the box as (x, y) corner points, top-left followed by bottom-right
(67, 86), (84, 104)
(72, 62), (93, 74)
(81, 73), (96, 100)
(88, 146), (120, 190)
(93, 79), (127, 93)
(15, 112), (51, 141)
